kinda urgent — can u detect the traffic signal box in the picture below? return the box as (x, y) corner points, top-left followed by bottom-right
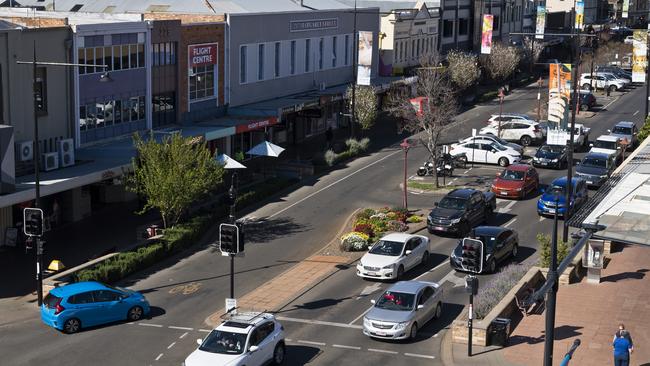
(461, 238), (484, 273)
(219, 223), (244, 254)
(23, 208), (44, 237)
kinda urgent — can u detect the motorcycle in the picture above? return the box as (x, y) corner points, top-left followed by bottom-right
(416, 159), (454, 177)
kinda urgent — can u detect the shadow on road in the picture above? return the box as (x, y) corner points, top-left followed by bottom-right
(514, 246), (537, 264)
(284, 345), (323, 365)
(236, 217), (309, 245)
(289, 296), (354, 311)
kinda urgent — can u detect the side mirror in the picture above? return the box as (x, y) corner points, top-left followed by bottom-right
(496, 172), (501, 177)
(196, 338), (203, 345)
(417, 304), (425, 310)
(491, 149), (498, 153)
(540, 187), (546, 193)
(249, 345), (259, 353)
(370, 299), (376, 305)
(405, 250), (412, 256)
(367, 245), (372, 251)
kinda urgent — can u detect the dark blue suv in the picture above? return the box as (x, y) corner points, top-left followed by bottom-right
(537, 177), (588, 217)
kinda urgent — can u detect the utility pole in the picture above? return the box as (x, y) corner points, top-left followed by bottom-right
(350, 0), (357, 139)
(544, 194), (561, 366)
(646, 31), (650, 118)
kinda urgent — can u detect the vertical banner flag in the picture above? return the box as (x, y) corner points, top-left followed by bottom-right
(632, 30), (648, 83)
(622, 0), (629, 18)
(535, 6), (546, 39)
(575, 1), (584, 30)
(549, 63), (572, 100)
(481, 14), (494, 54)
(357, 31), (373, 86)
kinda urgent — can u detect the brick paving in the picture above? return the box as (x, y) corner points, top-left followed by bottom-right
(501, 244), (650, 366)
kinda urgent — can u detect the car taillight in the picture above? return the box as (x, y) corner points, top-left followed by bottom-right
(55, 299), (65, 315)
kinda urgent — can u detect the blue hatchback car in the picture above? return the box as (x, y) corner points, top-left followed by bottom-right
(41, 281), (150, 334)
(537, 177), (588, 217)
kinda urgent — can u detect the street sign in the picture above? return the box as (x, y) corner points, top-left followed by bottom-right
(225, 298), (237, 313)
(23, 208), (44, 237)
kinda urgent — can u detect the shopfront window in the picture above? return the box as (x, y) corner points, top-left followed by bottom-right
(153, 92), (176, 128)
(189, 64), (215, 100)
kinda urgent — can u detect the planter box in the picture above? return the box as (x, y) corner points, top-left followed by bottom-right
(540, 250), (584, 286)
(452, 267), (545, 347)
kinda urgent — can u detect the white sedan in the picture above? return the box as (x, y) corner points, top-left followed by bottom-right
(450, 141), (521, 167)
(357, 233), (431, 280)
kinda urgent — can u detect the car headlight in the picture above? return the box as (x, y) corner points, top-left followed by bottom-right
(451, 251), (458, 259)
(515, 187), (523, 191)
(551, 158), (558, 162)
(533, 156), (539, 161)
(357, 263), (363, 269)
(450, 217), (461, 224)
(363, 317), (371, 327)
(600, 174), (608, 179)
(395, 321), (410, 330)
(491, 184), (496, 189)
(382, 264), (394, 270)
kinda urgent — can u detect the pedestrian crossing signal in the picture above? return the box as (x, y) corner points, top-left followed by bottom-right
(23, 208), (44, 237)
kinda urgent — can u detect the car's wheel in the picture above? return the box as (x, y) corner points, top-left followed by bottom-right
(396, 265), (405, 280)
(421, 251), (429, 266)
(498, 157), (510, 167)
(127, 306), (144, 321)
(609, 85), (617, 93)
(582, 83), (592, 90)
(63, 318), (81, 334)
(457, 155), (468, 168)
(434, 302), (442, 320)
(416, 168), (427, 177)
(410, 322), (418, 339)
(512, 244), (519, 259)
(580, 103), (589, 111)
(272, 342), (286, 365)
(520, 135), (532, 146)
(488, 259), (497, 274)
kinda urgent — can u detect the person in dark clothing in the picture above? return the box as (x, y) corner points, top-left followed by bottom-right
(613, 330), (633, 366)
(325, 126), (333, 150)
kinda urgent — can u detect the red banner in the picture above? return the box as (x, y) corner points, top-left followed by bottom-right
(236, 117), (279, 134)
(189, 43), (218, 67)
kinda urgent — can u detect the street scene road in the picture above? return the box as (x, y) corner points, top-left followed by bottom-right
(1, 78), (645, 365)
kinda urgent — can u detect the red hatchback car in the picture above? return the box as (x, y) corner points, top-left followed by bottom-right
(491, 164), (539, 199)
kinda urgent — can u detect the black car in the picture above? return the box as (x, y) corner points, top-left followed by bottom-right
(532, 144), (567, 169)
(569, 91), (597, 111)
(575, 152), (615, 188)
(449, 226), (519, 274)
(427, 188), (496, 236)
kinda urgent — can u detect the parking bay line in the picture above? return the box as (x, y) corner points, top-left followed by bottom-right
(298, 340), (327, 346)
(276, 316), (363, 330)
(167, 342), (176, 349)
(504, 218), (517, 227)
(168, 326), (194, 331)
(368, 348), (398, 355)
(333, 344), (362, 350)
(139, 323), (163, 328)
(405, 352), (436, 359)
(155, 353), (163, 361)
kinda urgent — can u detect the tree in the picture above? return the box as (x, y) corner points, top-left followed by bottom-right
(346, 84), (378, 131)
(127, 132), (224, 229)
(482, 42), (521, 82)
(446, 50), (479, 91)
(386, 55), (459, 188)
(521, 37), (544, 72)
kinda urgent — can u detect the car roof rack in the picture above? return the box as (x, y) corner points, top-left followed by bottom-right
(219, 308), (269, 324)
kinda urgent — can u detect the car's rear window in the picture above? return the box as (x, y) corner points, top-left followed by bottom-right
(44, 293), (61, 309)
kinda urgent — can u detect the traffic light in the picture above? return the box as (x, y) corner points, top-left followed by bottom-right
(23, 208), (44, 237)
(461, 238), (484, 273)
(219, 223), (239, 254)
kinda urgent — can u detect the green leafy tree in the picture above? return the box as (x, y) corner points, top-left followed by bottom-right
(346, 85), (378, 131)
(127, 132), (224, 228)
(537, 233), (570, 268)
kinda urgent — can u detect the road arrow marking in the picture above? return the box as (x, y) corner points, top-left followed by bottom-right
(498, 200), (517, 214)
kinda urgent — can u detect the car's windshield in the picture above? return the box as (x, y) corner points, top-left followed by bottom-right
(549, 185), (566, 195)
(492, 144), (507, 151)
(593, 140), (617, 150)
(612, 126), (632, 135)
(199, 330), (247, 355)
(369, 240), (404, 256)
(492, 136), (510, 145)
(438, 196), (467, 210)
(375, 291), (416, 311)
(500, 170), (525, 181)
(582, 157), (607, 168)
(539, 145), (564, 154)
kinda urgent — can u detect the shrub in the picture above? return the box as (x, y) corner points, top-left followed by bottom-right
(358, 137), (370, 151)
(346, 138), (362, 154)
(324, 149), (337, 167)
(390, 207), (409, 222)
(356, 208), (376, 221)
(386, 220), (409, 232)
(353, 223), (375, 238)
(406, 215), (423, 223)
(537, 233), (570, 268)
(639, 116), (650, 142)
(340, 231), (370, 251)
(473, 263), (532, 319)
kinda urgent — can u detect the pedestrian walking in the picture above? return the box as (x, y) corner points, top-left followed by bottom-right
(325, 126), (333, 150)
(613, 329), (633, 366)
(613, 323), (634, 352)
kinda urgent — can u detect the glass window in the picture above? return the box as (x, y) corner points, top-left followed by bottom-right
(129, 97), (139, 121)
(78, 49), (86, 74)
(137, 44), (144, 68)
(138, 96), (145, 120)
(305, 39), (310, 72)
(416, 39), (420, 57)
(332, 36), (337, 68)
(443, 20), (453, 38)
(130, 44), (138, 69)
(79, 105), (87, 131)
(258, 44), (264, 80)
(93, 290), (120, 302)
(68, 291), (94, 304)
(104, 46), (112, 71)
(190, 65), (215, 100)
(121, 99), (131, 123)
(319, 38), (323, 70)
(345, 35), (349, 65)
(494, 16), (500, 31)
(411, 40), (415, 58)
(113, 45), (121, 70)
(94, 47), (103, 73)
(290, 41), (296, 75)
(240, 45), (247, 83)
(103, 101), (113, 126)
(86, 103), (97, 130)
(121, 45), (129, 70)
(274, 42), (280, 77)
(170, 42), (176, 64)
(114, 100), (122, 124)
(152, 43), (159, 66)
(85, 48), (95, 73)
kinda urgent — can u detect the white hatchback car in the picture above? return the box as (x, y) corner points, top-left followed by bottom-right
(184, 312), (285, 366)
(480, 121), (544, 146)
(357, 233), (431, 280)
(450, 141), (522, 167)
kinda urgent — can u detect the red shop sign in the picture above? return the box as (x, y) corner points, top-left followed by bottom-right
(236, 117), (279, 134)
(189, 43), (218, 67)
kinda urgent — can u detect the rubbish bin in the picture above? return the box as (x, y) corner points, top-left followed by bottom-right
(489, 318), (511, 346)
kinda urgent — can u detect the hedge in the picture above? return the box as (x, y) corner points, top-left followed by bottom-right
(75, 177), (299, 284)
(638, 116), (650, 143)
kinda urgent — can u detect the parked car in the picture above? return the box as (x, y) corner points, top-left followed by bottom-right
(569, 90), (597, 111)
(537, 177), (588, 217)
(595, 65), (632, 79)
(427, 188), (496, 236)
(580, 74), (625, 92)
(357, 233), (431, 280)
(449, 226), (519, 274)
(576, 152), (616, 188)
(450, 141), (522, 167)
(40, 281), (150, 334)
(363, 281), (443, 340)
(589, 135), (623, 164)
(486, 113), (535, 125)
(532, 144), (568, 169)
(597, 72), (631, 86)
(491, 164), (540, 199)
(608, 121), (638, 150)
(480, 120), (544, 146)
(185, 312), (286, 366)
(624, 35), (634, 44)
(458, 134), (524, 155)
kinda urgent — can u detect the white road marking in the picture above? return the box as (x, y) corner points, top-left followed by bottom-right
(179, 332), (188, 339)
(434, 332), (439, 337)
(405, 353), (436, 359)
(357, 283), (382, 299)
(139, 323), (163, 328)
(414, 259), (450, 280)
(168, 326), (193, 331)
(602, 96), (619, 110)
(498, 200), (516, 214)
(368, 348), (398, 355)
(634, 110), (639, 116)
(286, 338), (293, 342)
(463, 170), (470, 174)
(333, 344), (362, 350)
(504, 218), (517, 227)
(265, 149), (402, 219)
(298, 340), (326, 346)
(349, 307), (372, 325)
(276, 316), (363, 329)
(167, 342), (176, 349)
(198, 329), (211, 333)
(155, 353), (163, 361)
(539, 216), (546, 222)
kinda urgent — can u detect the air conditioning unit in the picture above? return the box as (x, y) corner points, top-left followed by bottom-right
(58, 138), (75, 167)
(42, 152), (59, 172)
(319, 82), (327, 91)
(16, 141), (33, 161)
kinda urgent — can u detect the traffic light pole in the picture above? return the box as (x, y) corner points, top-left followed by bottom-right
(31, 42), (44, 307)
(544, 195), (560, 366)
(468, 292), (473, 357)
(228, 172), (238, 300)
(564, 23), (581, 243)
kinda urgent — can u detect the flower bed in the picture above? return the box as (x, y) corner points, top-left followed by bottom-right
(473, 263), (533, 319)
(340, 207), (412, 252)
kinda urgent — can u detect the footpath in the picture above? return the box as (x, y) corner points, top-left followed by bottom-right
(441, 243), (650, 366)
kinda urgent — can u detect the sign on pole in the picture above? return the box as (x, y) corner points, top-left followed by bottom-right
(632, 30), (647, 83)
(356, 31), (373, 86)
(575, 1), (584, 30)
(481, 15), (494, 54)
(535, 6), (546, 40)
(225, 298), (237, 313)
(622, 0), (630, 18)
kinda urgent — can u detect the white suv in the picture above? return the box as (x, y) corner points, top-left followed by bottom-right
(580, 74), (625, 92)
(480, 120), (543, 146)
(597, 72), (631, 86)
(185, 312), (286, 366)
(486, 113), (535, 125)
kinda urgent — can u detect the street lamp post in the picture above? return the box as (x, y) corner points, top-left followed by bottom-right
(350, 0), (358, 139)
(498, 88), (505, 137)
(228, 173), (238, 299)
(645, 31), (650, 118)
(16, 41), (108, 306)
(537, 77), (543, 122)
(544, 193), (561, 366)
(400, 139), (411, 210)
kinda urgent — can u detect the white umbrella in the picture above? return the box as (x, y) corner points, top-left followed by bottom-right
(246, 141), (285, 157)
(216, 154), (246, 169)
